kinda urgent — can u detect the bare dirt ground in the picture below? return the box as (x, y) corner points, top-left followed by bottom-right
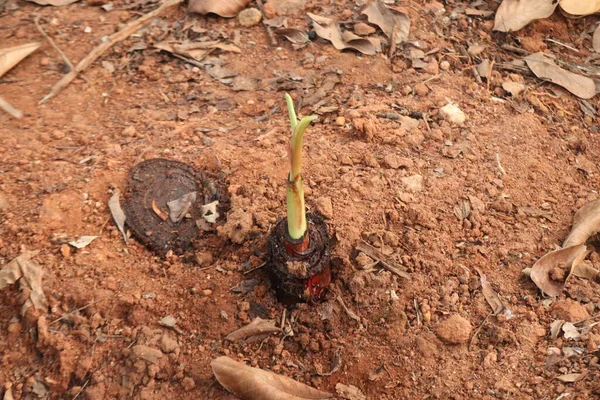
(2, 0), (600, 399)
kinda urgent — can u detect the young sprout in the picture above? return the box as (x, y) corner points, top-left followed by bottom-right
(285, 93), (317, 242)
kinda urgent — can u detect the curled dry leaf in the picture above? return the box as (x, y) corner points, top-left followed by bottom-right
(530, 244), (589, 297)
(562, 322), (580, 340)
(524, 52), (597, 99)
(188, 0), (250, 17)
(502, 81), (526, 96)
(493, 0), (558, 32)
(68, 235), (99, 249)
(275, 28), (310, 46)
(572, 260), (600, 281)
(563, 198), (600, 248)
(225, 317), (281, 342)
(154, 42), (213, 63)
(0, 251), (48, 316)
(550, 319), (565, 340)
(0, 42), (42, 78)
(361, 0), (410, 45)
(307, 13), (377, 55)
(167, 191), (196, 223)
(335, 383), (366, 400)
(108, 190), (128, 243)
(480, 273), (512, 318)
(559, 0), (600, 16)
(211, 356), (332, 400)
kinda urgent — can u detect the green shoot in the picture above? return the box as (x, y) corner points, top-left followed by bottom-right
(285, 93), (317, 240)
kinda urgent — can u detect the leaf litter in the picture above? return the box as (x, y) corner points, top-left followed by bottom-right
(361, 0), (410, 47)
(307, 13), (377, 55)
(530, 244), (589, 297)
(0, 251), (48, 316)
(108, 190), (128, 243)
(211, 356), (332, 399)
(225, 317), (281, 342)
(493, 0), (558, 32)
(479, 272), (513, 318)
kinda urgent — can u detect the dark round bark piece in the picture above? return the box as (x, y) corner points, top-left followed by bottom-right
(267, 213), (331, 303)
(123, 158), (223, 255)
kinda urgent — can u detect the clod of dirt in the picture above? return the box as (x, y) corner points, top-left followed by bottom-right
(217, 208), (253, 244)
(238, 8), (262, 27)
(439, 103), (466, 124)
(400, 174), (423, 192)
(132, 345), (164, 364)
(314, 197), (333, 219)
(336, 383), (366, 400)
(123, 158), (227, 255)
(436, 314), (472, 344)
(551, 300), (590, 323)
(266, 0), (306, 16)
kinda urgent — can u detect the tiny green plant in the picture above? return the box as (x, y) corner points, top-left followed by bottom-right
(285, 93), (316, 242)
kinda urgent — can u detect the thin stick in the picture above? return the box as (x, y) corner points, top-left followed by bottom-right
(243, 261), (266, 275)
(545, 38), (579, 53)
(356, 241), (410, 279)
(0, 95), (23, 119)
(39, 0), (183, 104)
(495, 153), (506, 176)
(72, 379), (89, 400)
(255, 0), (277, 46)
(34, 15), (74, 72)
(468, 311), (492, 351)
(50, 295), (112, 324)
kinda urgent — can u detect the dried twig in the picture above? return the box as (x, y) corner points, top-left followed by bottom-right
(356, 241), (410, 279)
(545, 38), (579, 53)
(0, 95), (23, 119)
(39, 0), (183, 104)
(51, 295), (112, 324)
(495, 153), (506, 176)
(34, 15), (74, 72)
(468, 311), (492, 351)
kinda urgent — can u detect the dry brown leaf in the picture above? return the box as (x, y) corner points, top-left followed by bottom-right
(335, 383), (366, 400)
(225, 317), (281, 342)
(556, 371), (588, 382)
(211, 356), (332, 399)
(593, 24), (600, 53)
(550, 319), (565, 340)
(275, 28), (310, 45)
(307, 13), (377, 55)
(524, 52), (597, 99)
(0, 251), (48, 315)
(572, 260), (600, 281)
(530, 244), (589, 297)
(188, 0), (250, 17)
(563, 198), (600, 248)
(154, 42), (213, 62)
(493, 0), (558, 32)
(108, 190), (127, 243)
(559, 0), (600, 16)
(480, 273), (511, 317)
(502, 81), (526, 96)
(562, 322), (580, 340)
(361, 0), (410, 44)
(0, 42), (42, 78)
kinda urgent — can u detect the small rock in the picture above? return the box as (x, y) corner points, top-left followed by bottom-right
(400, 85), (412, 95)
(159, 334), (179, 353)
(436, 314), (472, 344)
(401, 175), (423, 193)
(414, 82), (429, 96)
(355, 252), (374, 268)
(52, 130), (66, 139)
(440, 60), (450, 71)
(423, 59), (439, 75)
(60, 244), (71, 259)
(181, 377), (195, 391)
(195, 252), (213, 267)
(262, 2), (276, 18)
(439, 103), (466, 124)
(132, 345), (163, 364)
(202, 289), (213, 296)
(335, 116), (346, 126)
(238, 8), (262, 27)
(384, 154), (400, 169)
(551, 300), (590, 322)
(159, 315), (177, 328)
(314, 197), (333, 219)
(354, 22), (376, 36)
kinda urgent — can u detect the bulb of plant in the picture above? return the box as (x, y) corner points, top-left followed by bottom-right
(267, 94), (332, 303)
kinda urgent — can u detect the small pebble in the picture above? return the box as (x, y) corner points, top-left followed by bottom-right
(238, 8), (262, 27)
(439, 103), (466, 124)
(335, 116), (345, 126)
(440, 60), (450, 71)
(414, 82), (429, 96)
(436, 314), (472, 344)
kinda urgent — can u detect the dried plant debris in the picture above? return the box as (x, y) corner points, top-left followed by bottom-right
(563, 198), (600, 248)
(68, 236), (99, 249)
(550, 319), (565, 340)
(0, 42), (42, 78)
(307, 13), (377, 55)
(572, 260), (600, 281)
(211, 356), (332, 399)
(530, 244), (589, 297)
(560, 0), (600, 16)
(188, 0), (250, 17)
(594, 24), (600, 53)
(108, 190), (128, 243)
(361, 0), (410, 45)
(275, 28), (310, 47)
(524, 52), (597, 100)
(167, 192), (197, 223)
(493, 0), (558, 32)
(0, 251), (48, 316)
(335, 383), (366, 400)
(224, 317), (281, 342)
(556, 371), (588, 383)
(562, 322), (580, 340)
(480, 273), (512, 318)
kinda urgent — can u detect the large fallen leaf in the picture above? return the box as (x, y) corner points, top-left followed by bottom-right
(307, 13), (377, 55)
(188, 0), (250, 17)
(225, 317), (281, 342)
(361, 0), (410, 45)
(0, 42), (42, 78)
(493, 0), (558, 32)
(524, 52), (597, 99)
(530, 244), (589, 297)
(563, 198), (600, 248)
(211, 356), (332, 399)
(0, 251), (48, 315)
(559, 0), (600, 16)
